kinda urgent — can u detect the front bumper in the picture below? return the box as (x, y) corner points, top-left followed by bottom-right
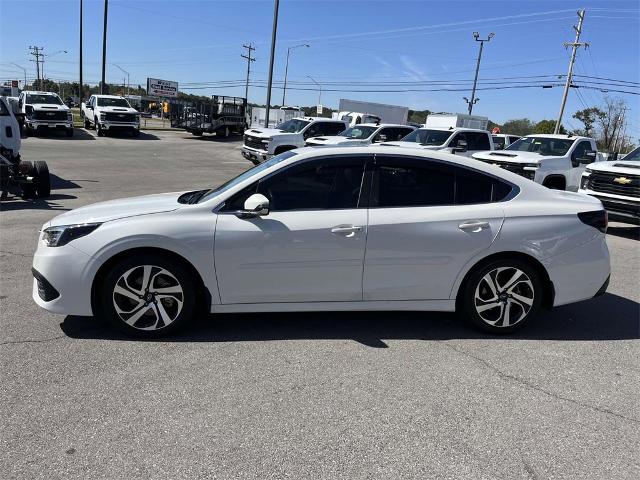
(581, 191), (640, 225)
(27, 120), (72, 130)
(32, 241), (94, 316)
(99, 122), (140, 131)
(241, 146), (270, 164)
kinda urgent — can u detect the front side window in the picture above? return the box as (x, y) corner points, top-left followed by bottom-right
(25, 94), (63, 105)
(96, 97), (131, 107)
(372, 156), (515, 208)
(466, 132), (491, 151)
(623, 147), (640, 161)
(507, 137), (575, 156)
(571, 141), (593, 161)
(256, 157), (367, 211)
(340, 126), (377, 139)
(400, 129), (452, 146)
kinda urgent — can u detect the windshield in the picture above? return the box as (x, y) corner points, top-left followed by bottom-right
(277, 119), (310, 133)
(492, 136), (506, 149)
(197, 151), (298, 203)
(400, 129), (452, 146)
(26, 94), (63, 105)
(340, 126), (377, 139)
(97, 97), (131, 107)
(506, 137), (575, 156)
(622, 147), (640, 161)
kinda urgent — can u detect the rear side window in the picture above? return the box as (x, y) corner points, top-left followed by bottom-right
(466, 132), (491, 150)
(373, 156), (515, 207)
(320, 122), (346, 136)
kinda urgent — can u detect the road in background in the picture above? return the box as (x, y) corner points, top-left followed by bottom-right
(1, 131), (638, 480)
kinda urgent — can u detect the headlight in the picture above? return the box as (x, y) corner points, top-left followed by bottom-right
(67, 112), (73, 121)
(42, 223), (101, 247)
(99, 114), (106, 121)
(580, 173), (591, 190)
(261, 139), (270, 145)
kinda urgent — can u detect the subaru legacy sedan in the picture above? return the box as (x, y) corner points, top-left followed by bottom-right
(32, 147), (610, 337)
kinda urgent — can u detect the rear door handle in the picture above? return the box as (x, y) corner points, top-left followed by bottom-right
(459, 220), (490, 232)
(331, 225), (363, 237)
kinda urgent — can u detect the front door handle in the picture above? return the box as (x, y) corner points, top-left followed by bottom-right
(331, 225), (363, 237)
(459, 220), (490, 232)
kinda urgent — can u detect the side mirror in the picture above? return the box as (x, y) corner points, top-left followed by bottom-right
(453, 139), (468, 153)
(237, 193), (270, 218)
(574, 150), (596, 166)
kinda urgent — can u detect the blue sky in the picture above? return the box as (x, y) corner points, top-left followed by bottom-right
(1, 0), (638, 137)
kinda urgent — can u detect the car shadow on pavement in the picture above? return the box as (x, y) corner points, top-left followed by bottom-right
(184, 135), (243, 143)
(607, 225), (639, 241)
(26, 128), (95, 140)
(0, 194), (76, 211)
(60, 293), (639, 347)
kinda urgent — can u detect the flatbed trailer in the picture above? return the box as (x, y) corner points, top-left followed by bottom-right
(170, 96), (248, 138)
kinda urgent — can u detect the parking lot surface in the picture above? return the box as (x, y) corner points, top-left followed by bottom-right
(1, 130), (639, 480)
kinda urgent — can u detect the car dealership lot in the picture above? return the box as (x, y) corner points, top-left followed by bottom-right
(1, 131), (639, 479)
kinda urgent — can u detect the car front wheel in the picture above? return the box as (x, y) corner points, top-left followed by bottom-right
(99, 254), (197, 337)
(460, 259), (542, 334)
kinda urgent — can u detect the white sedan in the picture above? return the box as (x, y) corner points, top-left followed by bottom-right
(32, 147), (611, 337)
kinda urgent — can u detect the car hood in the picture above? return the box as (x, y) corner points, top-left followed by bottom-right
(47, 192), (184, 227)
(586, 160), (640, 176)
(96, 106), (138, 114)
(379, 141), (441, 150)
(244, 127), (295, 139)
(307, 136), (366, 146)
(30, 103), (69, 112)
(472, 150), (547, 163)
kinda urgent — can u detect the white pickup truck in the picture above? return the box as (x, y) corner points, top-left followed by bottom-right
(242, 117), (347, 163)
(579, 146), (639, 224)
(305, 123), (415, 147)
(381, 127), (494, 157)
(81, 94), (140, 137)
(18, 91), (73, 137)
(472, 134), (600, 191)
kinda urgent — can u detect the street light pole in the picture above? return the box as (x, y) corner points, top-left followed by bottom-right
(282, 44), (309, 106)
(79, 0), (83, 105)
(113, 64), (130, 96)
(307, 75), (321, 108)
(42, 50), (68, 83)
(264, 0), (280, 127)
(101, 0), (109, 94)
(465, 32), (494, 115)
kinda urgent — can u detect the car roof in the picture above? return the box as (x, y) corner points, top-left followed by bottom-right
(293, 117), (345, 123)
(355, 123), (415, 128)
(92, 94), (126, 99)
(417, 127), (487, 133)
(524, 134), (589, 140)
(24, 91), (59, 95)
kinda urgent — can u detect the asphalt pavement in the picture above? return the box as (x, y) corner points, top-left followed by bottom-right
(1, 129), (639, 480)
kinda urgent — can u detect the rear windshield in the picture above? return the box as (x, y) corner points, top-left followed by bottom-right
(401, 129), (452, 146)
(26, 94), (63, 105)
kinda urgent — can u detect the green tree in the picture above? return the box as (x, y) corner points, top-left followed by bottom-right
(501, 118), (534, 136)
(533, 119), (566, 134)
(573, 107), (601, 137)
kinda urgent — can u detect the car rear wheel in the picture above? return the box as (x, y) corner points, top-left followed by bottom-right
(83, 117), (91, 129)
(20, 161), (36, 198)
(460, 259), (542, 334)
(99, 254), (197, 338)
(96, 121), (105, 137)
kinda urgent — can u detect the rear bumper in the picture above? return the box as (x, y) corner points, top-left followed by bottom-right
(543, 235), (611, 307)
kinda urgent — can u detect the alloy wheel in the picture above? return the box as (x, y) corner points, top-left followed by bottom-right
(112, 265), (184, 331)
(474, 267), (534, 328)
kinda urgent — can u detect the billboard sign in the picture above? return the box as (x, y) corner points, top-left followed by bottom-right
(147, 78), (178, 98)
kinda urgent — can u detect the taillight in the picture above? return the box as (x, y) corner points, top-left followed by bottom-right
(578, 210), (608, 233)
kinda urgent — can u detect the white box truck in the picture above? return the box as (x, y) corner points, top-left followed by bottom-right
(337, 99), (409, 125)
(425, 113), (488, 130)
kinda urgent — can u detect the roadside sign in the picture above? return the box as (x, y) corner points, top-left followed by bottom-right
(317, 105), (323, 115)
(146, 78), (178, 98)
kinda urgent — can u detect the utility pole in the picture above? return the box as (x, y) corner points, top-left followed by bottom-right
(282, 44), (309, 106)
(79, 0), (83, 105)
(101, 0), (109, 94)
(555, 9), (589, 134)
(464, 32), (494, 115)
(29, 46), (44, 90)
(241, 43), (255, 102)
(264, 0), (279, 127)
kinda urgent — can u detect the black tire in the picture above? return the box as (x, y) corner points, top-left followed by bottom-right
(20, 161), (36, 198)
(543, 176), (566, 190)
(191, 130), (203, 136)
(132, 128), (140, 137)
(98, 254), (197, 338)
(83, 117), (91, 129)
(66, 128), (74, 137)
(96, 121), (105, 137)
(217, 126), (230, 139)
(34, 161), (51, 197)
(459, 258), (543, 334)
